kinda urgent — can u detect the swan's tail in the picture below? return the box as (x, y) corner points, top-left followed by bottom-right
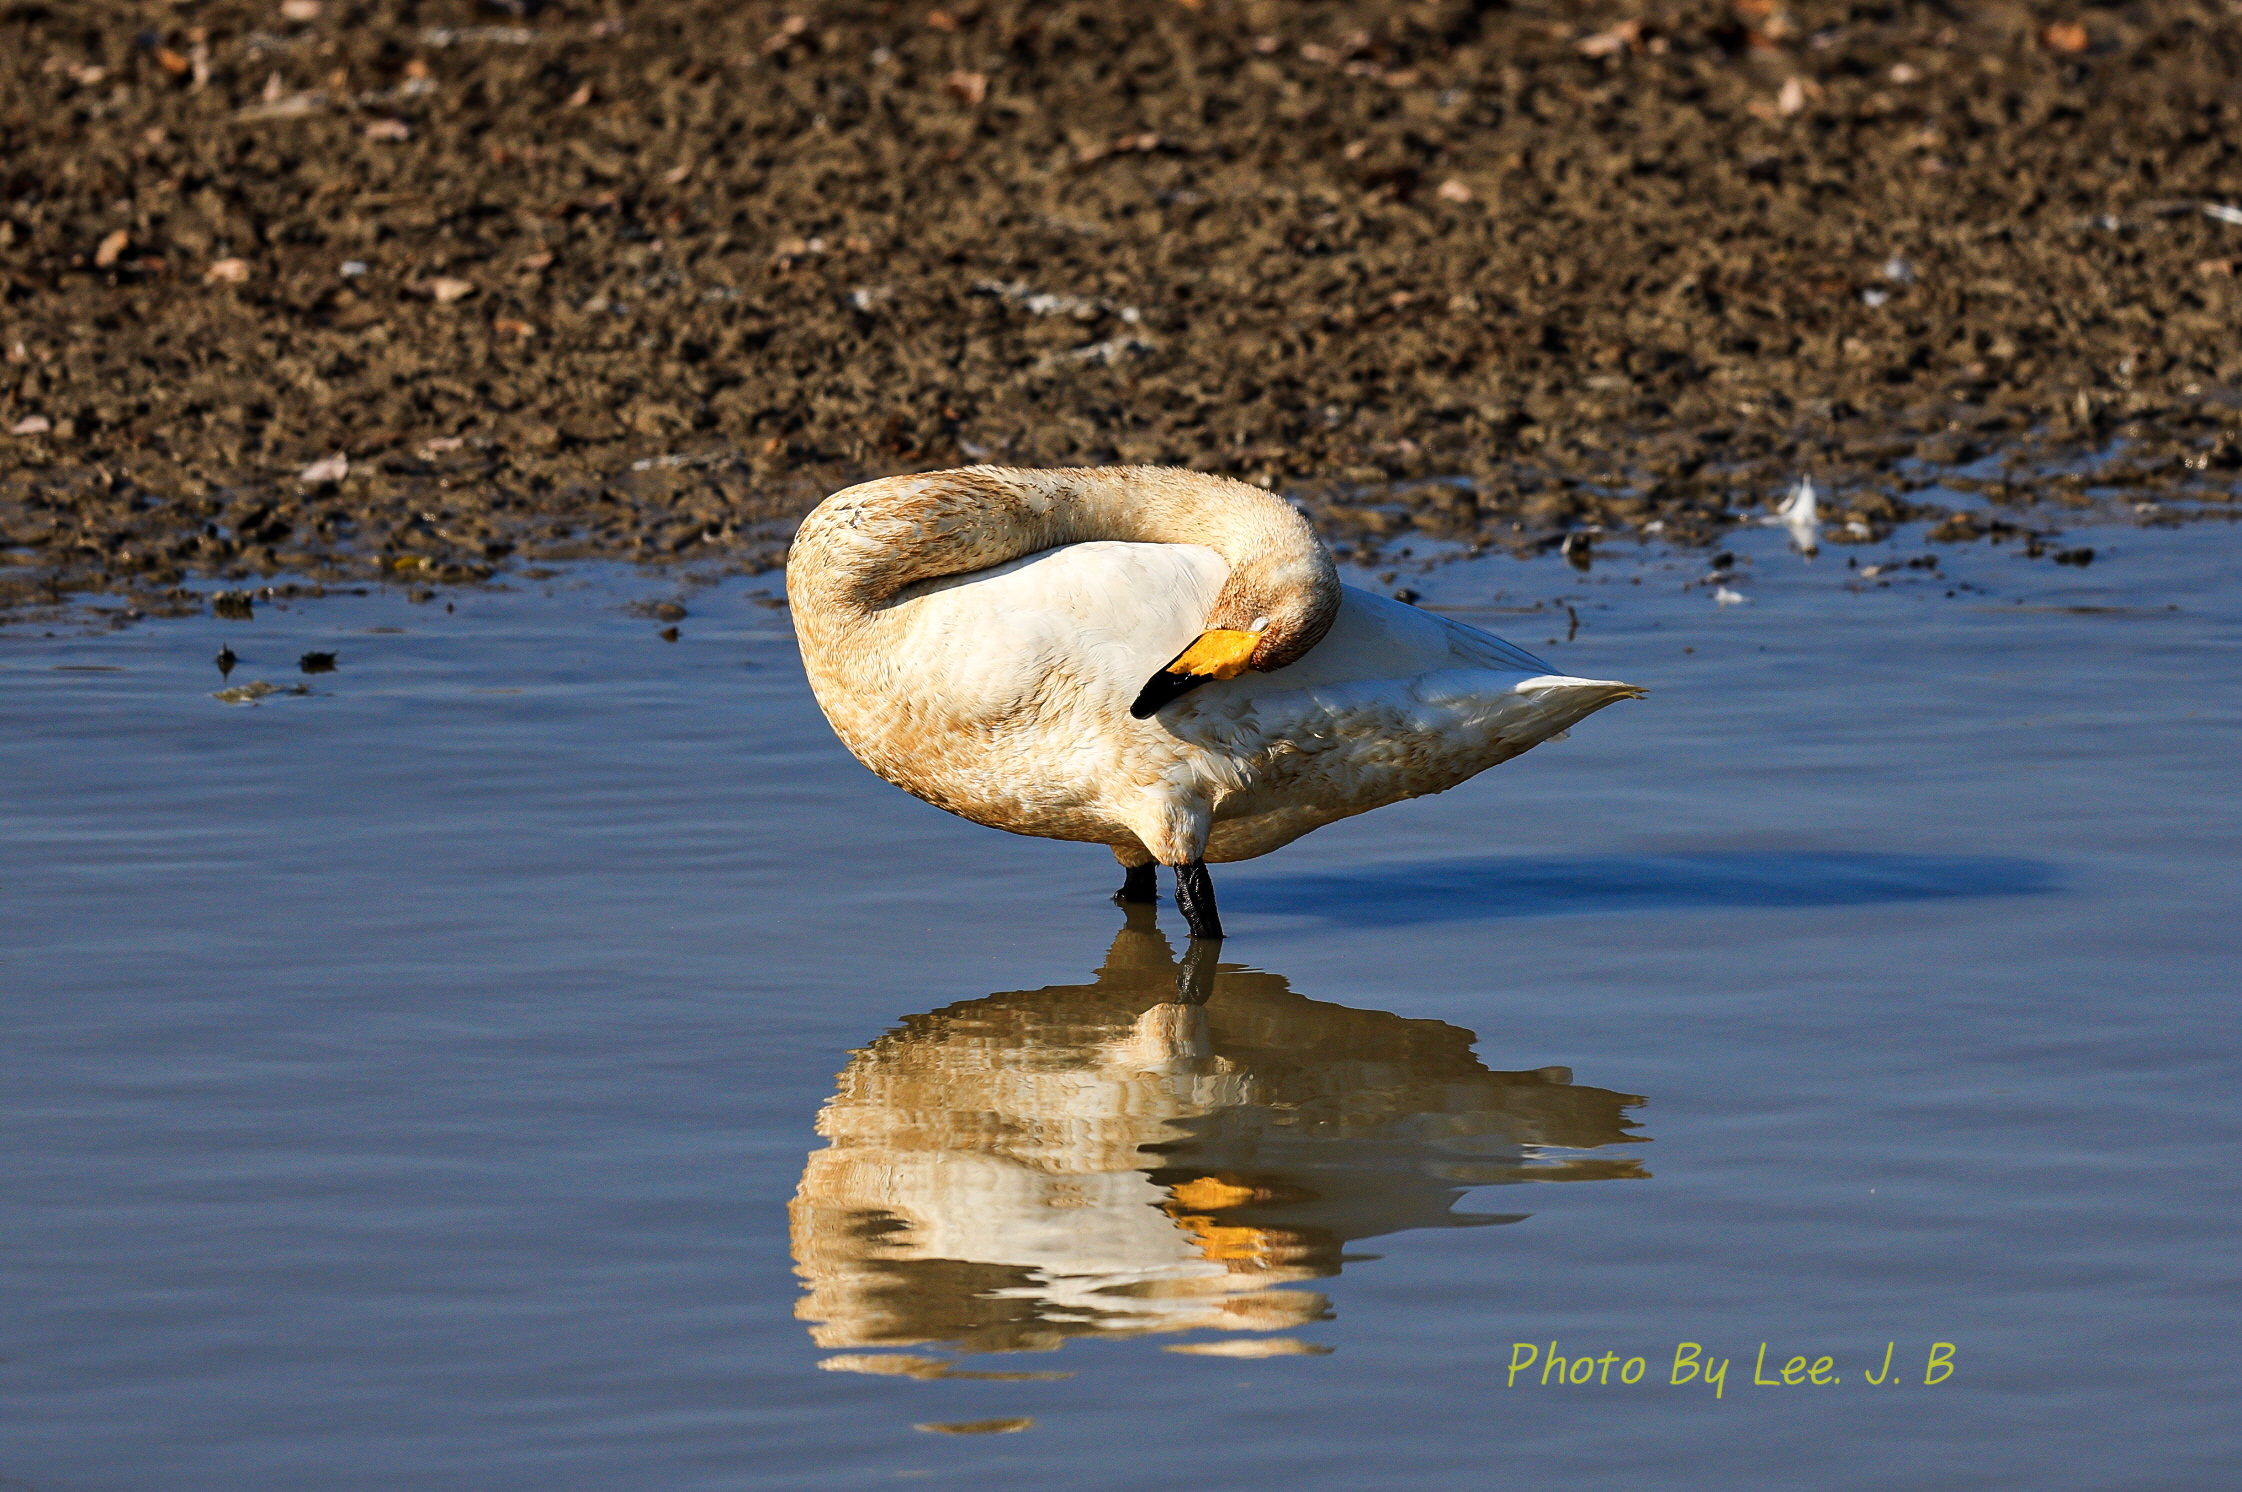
(1519, 677), (1647, 703)
(1510, 676), (1646, 739)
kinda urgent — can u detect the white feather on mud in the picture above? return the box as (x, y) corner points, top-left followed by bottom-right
(1763, 475), (1822, 554)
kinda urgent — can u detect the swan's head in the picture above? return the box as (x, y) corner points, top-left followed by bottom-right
(1129, 549), (1341, 719)
(1221, 548), (1341, 672)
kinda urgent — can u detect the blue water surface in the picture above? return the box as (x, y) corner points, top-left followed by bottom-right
(3, 520), (2236, 1490)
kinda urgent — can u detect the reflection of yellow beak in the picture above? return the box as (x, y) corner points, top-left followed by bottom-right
(1130, 629), (1265, 719)
(1168, 1175), (1262, 1211)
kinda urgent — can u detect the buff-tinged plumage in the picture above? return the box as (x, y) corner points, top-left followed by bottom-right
(787, 465), (1642, 868)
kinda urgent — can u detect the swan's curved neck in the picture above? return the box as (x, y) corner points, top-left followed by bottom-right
(789, 465), (1340, 669)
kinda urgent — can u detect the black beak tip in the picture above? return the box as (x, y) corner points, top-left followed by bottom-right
(1130, 670), (1206, 719)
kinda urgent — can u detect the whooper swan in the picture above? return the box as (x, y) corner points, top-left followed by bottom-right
(787, 465), (1642, 939)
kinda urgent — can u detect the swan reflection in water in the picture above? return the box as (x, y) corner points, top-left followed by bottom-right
(792, 911), (1649, 1372)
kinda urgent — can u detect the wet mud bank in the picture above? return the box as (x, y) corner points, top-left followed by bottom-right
(6, 0), (2242, 620)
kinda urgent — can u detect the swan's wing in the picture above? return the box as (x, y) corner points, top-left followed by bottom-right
(861, 544), (1636, 859)
(1266, 586), (1557, 686)
(1425, 609), (1559, 677)
(1176, 586), (1638, 806)
(899, 561), (1592, 731)
(890, 540), (1226, 723)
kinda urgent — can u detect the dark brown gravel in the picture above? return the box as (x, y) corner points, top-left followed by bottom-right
(6, 0), (2242, 620)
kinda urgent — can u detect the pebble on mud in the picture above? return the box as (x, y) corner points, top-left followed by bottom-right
(215, 646), (237, 677)
(211, 592), (254, 620)
(298, 651), (338, 674)
(204, 259), (250, 284)
(10, 415), (50, 436)
(299, 454), (350, 484)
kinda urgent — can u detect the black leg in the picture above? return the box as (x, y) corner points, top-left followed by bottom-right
(1114, 861), (1158, 905)
(1174, 860), (1224, 941)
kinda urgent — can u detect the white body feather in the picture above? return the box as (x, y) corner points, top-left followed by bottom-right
(822, 537), (1639, 864)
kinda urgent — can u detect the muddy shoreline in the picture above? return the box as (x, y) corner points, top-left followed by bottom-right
(6, 1), (2242, 620)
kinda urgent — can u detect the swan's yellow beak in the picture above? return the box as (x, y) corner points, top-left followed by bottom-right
(1167, 628), (1263, 680)
(1130, 628), (1264, 718)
